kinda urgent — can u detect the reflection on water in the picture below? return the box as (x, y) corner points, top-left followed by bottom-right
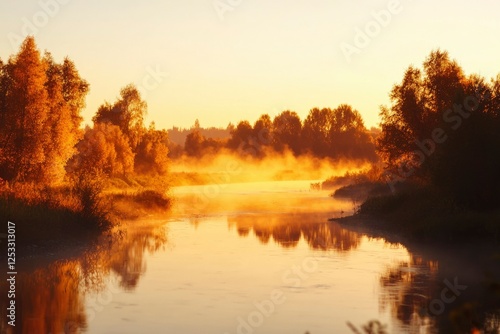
(0, 222), (168, 334)
(1, 261), (86, 334)
(379, 245), (500, 333)
(379, 254), (439, 332)
(2, 181), (499, 333)
(228, 214), (361, 252)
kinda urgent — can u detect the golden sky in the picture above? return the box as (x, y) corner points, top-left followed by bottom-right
(1, 0), (499, 130)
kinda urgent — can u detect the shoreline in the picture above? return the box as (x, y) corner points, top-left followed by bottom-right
(329, 214), (410, 246)
(331, 212), (500, 246)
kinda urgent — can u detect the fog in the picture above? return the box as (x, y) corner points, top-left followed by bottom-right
(169, 148), (371, 186)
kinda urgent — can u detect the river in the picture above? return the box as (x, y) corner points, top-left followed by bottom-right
(1, 181), (499, 334)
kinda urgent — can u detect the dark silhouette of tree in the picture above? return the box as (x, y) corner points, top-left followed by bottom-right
(184, 129), (205, 157)
(167, 125), (230, 147)
(193, 118), (200, 129)
(300, 106), (376, 160)
(378, 51), (466, 180)
(252, 114), (273, 153)
(302, 108), (331, 157)
(227, 120), (254, 153)
(433, 74), (500, 209)
(378, 50), (500, 209)
(329, 104), (377, 161)
(272, 110), (302, 155)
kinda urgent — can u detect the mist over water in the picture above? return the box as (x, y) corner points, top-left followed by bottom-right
(169, 150), (371, 185)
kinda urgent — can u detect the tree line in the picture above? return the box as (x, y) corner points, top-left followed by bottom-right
(182, 106), (379, 162)
(0, 37), (378, 186)
(0, 37), (169, 184)
(0, 37), (88, 184)
(4, 37), (498, 213)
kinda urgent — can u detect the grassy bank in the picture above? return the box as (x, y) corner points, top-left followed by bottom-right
(108, 190), (171, 219)
(0, 185), (110, 249)
(0, 179), (171, 252)
(336, 184), (500, 243)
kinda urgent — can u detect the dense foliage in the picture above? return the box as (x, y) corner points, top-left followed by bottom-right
(379, 50), (500, 209)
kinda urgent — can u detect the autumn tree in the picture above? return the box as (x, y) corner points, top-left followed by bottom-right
(0, 58), (7, 170)
(0, 37), (88, 184)
(135, 123), (169, 175)
(43, 53), (89, 181)
(0, 37), (49, 182)
(61, 58), (89, 131)
(93, 84), (147, 150)
(69, 123), (134, 177)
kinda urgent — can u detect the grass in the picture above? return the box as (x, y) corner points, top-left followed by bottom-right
(322, 166), (382, 190)
(0, 172), (172, 249)
(0, 182), (112, 246)
(356, 185), (500, 242)
(324, 167), (500, 243)
(108, 189), (171, 219)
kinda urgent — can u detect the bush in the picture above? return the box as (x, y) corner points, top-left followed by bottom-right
(132, 190), (171, 209)
(70, 170), (112, 231)
(107, 189), (171, 219)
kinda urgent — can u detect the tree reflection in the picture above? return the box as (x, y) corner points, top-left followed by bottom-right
(379, 248), (500, 333)
(379, 255), (438, 332)
(228, 213), (361, 252)
(108, 225), (167, 290)
(0, 222), (168, 333)
(0, 261), (86, 334)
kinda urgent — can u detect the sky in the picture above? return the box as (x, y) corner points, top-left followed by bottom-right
(1, 0), (499, 130)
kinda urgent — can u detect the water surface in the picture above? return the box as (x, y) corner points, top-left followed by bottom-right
(2, 181), (499, 334)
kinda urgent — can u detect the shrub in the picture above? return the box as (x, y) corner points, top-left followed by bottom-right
(70, 169), (112, 231)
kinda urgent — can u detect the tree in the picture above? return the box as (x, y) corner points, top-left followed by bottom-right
(252, 114), (273, 155)
(329, 104), (376, 161)
(378, 50), (466, 180)
(61, 58), (89, 131)
(193, 119), (200, 129)
(184, 129), (205, 157)
(0, 37), (50, 182)
(302, 108), (331, 157)
(272, 111), (302, 155)
(227, 120), (254, 153)
(93, 84), (147, 150)
(0, 37), (89, 184)
(43, 53), (89, 182)
(135, 123), (170, 175)
(378, 50), (500, 209)
(0, 58), (7, 173)
(70, 123), (134, 177)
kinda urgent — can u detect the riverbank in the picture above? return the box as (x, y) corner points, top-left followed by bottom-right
(332, 184), (500, 244)
(0, 181), (171, 258)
